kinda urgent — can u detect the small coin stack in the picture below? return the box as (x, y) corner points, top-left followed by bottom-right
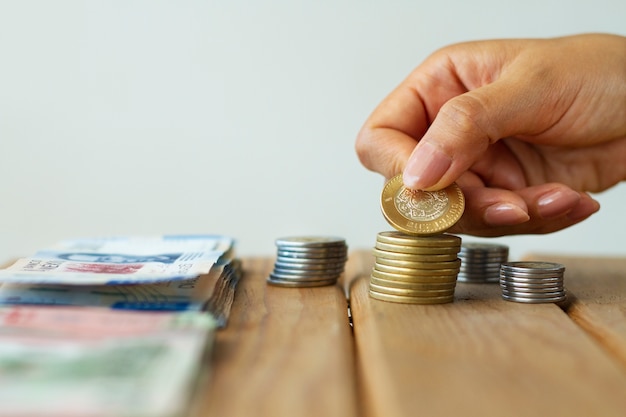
(266, 236), (348, 288)
(458, 242), (509, 283)
(370, 231), (462, 304)
(499, 261), (566, 303)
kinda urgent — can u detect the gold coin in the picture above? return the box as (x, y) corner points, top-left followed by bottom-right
(266, 278), (337, 287)
(372, 248), (459, 262)
(375, 259), (461, 271)
(369, 282), (455, 297)
(369, 290), (454, 304)
(372, 267), (459, 281)
(375, 241), (460, 255)
(370, 276), (456, 290)
(380, 175), (465, 236)
(375, 255), (460, 267)
(376, 231), (462, 247)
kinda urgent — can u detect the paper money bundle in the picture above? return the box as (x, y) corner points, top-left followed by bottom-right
(0, 234), (240, 417)
(0, 234), (241, 326)
(0, 306), (216, 417)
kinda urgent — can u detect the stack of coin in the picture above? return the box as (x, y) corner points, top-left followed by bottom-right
(266, 236), (348, 287)
(369, 231), (462, 304)
(458, 242), (509, 283)
(499, 261), (566, 303)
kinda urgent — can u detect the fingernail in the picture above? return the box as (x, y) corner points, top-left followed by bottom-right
(537, 189), (580, 219)
(484, 203), (530, 226)
(567, 196), (600, 221)
(403, 141), (451, 189)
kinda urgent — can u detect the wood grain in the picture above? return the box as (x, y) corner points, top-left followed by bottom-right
(523, 254), (626, 370)
(341, 249), (374, 297)
(197, 256), (358, 417)
(349, 251), (626, 417)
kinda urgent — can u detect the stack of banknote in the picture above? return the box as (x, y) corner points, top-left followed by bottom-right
(0, 306), (216, 417)
(0, 234), (240, 326)
(0, 234), (239, 416)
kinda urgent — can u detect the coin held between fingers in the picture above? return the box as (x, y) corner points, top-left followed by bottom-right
(381, 174), (465, 236)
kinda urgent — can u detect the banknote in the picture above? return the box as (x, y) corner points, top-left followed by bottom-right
(47, 234), (234, 254)
(0, 234), (234, 285)
(0, 258), (242, 327)
(0, 306), (216, 417)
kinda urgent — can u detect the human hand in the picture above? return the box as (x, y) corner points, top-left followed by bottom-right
(356, 33), (626, 236)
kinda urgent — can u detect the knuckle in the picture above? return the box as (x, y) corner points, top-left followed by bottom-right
(355, 128), (405, 178)
(354, 132), (375, 170)
(437, 95), (496, 146)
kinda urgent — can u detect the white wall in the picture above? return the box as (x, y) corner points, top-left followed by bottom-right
(1, 1), (625, 261)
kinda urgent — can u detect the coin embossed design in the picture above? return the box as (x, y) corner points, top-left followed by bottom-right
(395, 188), (449, 221)
(381, 175), (465, 235)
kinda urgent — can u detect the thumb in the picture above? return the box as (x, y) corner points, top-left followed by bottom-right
(402, 78), (541, 191)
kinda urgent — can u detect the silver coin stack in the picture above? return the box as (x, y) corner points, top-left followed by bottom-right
(458, 242), (509, 283)
(267, 236), (348, 288)
(499, 261), (566, 303)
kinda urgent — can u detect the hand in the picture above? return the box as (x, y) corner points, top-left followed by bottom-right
(356, 33), (626, 236)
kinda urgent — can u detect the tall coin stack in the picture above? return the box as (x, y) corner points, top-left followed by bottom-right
(266, 236), (348, 288)
(370, 231), (462, 304)
(373, 174), (466, 304)
(458, 242), (509, 283)
(499, 261), (566, 303)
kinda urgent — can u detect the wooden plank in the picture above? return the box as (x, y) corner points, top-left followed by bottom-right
(349, 251), (626, 417)
(340, 248), (375, 297)
(195, 256), (358, 417)
(523, 254), (626, 370)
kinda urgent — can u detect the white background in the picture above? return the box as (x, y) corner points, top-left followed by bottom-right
(0, 1), (624, 260)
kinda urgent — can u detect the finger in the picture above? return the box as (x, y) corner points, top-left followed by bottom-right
(449, 185), (530, 236)
(356, 81), (433, 179)
(355, 127), (417, 180)
(449, 183), (600, 236)
(467, 139), (529, 190)
(518, 185), (600, 229)
(357, 42), (518, 184)
(403, 75), (557, 191)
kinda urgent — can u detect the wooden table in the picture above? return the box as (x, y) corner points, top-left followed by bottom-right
(194, 251), (626, 417)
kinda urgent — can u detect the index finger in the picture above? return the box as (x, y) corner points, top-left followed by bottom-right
(355, 56), (470, 180)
